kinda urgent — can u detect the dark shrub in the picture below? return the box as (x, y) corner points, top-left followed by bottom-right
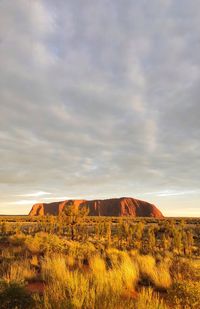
(0, 281), (35, 309)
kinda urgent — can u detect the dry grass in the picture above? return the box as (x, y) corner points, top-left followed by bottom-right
(136, 255), (171, 290)
(3, 259), (36, 283)
(30, 255), (39, 267)
(41, 254), (68, 283)
(43, 280), (67, 309)
(40, 251), (139, 308)
(136, 288), (167, 309)
(65, 270), (89, 308)
(42, 256), (89, 308)
(119, 254), (139, 290)
(89, 255), (106, 275)
(0, 216), (198, 309)
(167, 280), (200, 309)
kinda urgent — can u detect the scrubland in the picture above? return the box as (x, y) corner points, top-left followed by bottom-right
(0, 216), (199, 308)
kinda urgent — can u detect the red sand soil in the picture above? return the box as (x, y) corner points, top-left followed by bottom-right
(121, 289), (138, 300)
(26, 282), (45, 294)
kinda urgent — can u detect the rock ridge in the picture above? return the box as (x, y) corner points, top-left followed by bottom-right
(29, 197), (164, 218)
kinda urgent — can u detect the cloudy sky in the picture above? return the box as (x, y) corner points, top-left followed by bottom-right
(0, 0), (200, 216)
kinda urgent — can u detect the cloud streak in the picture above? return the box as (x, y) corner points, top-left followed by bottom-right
(17, 191), (52, 197)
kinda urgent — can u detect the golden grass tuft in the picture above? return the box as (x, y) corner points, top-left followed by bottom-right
(136, 255), (171, 290)
(4, 259), (36, 283)
(65, 255), (75, 268)
(90, 250), (139, 297)
(136, 288), (168, 309)
(89, 255), (106, 275)
(42, 256), (89, 308)
(30, 255), (39, 267)
(41, 254), (68, 283)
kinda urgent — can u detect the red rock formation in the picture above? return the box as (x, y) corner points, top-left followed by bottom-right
(29, 197), (164, 218)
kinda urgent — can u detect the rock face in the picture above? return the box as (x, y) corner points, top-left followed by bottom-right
(29, 197), (164, 218)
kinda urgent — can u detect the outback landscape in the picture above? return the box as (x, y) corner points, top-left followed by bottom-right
(0, 198), (200, 308)
(1, 0), (200, 308)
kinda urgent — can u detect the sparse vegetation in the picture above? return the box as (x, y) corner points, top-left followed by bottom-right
(0, 215), (199, 308)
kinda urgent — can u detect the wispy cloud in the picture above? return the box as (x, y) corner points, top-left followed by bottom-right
(8, 200), (37, 205)
(141, 190), (200, 197)
(156, 190), (200, 197)
(18, 191), (52, 197)
(0, 0), (200, 216)
(43, 196), (75, 201)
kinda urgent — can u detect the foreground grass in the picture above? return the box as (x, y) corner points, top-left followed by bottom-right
(0, 218), (199, 308)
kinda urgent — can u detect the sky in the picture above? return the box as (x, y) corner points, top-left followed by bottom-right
(0, 0), (200, 216)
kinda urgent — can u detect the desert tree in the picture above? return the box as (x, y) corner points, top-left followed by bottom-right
(57, 213), (67, 235)
(96, 221), (104, 240)
(0, 221), (7, 235)
(182, 229), (194, 256)
(146, 226), (156, 253)
(132, 222), (144, 250)
(172, 229), (182, 255)
(63, 202), (89, 240)
(106, 221), (112, 246)
(161, 233), (171, 252)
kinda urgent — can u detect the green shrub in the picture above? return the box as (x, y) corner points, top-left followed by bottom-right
(25, 232), (65, 254)
(0, 281), (35, 309)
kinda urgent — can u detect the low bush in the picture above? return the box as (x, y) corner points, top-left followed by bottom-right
(0, 281), (35, 309)
(9, 233), (26, 246)
(25, 232), (65, 254)
(167, 280), (200, 309)
(170, 258), (196, 281)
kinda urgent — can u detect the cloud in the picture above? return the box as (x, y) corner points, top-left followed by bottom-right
(157, 190), (199, 197)
(18, 191), (52, 197)
(8, 200), (37, 205)
(141, 190), (200, 197)
(0, 0), (200, 216)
